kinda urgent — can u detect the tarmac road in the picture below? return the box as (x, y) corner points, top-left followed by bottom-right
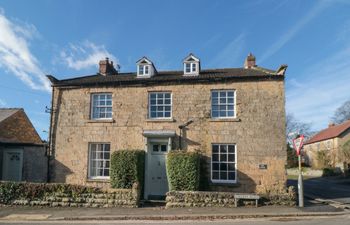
(0, 215), (349, 225)
(288, 176), (350, 206)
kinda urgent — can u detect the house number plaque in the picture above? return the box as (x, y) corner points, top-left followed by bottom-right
(258, 164), (267, 170)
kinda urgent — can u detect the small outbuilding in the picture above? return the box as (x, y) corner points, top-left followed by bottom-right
(0, 108), (47, 182)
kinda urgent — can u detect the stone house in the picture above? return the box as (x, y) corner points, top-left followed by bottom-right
(304, 120), (350, 169)
(0, 108), (47, 182)
(47, 53), (287, 199)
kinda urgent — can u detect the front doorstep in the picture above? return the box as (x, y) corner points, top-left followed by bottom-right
(147, 195), (166, 201)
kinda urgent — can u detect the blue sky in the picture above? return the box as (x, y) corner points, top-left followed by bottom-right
(0, 0), (350, 139)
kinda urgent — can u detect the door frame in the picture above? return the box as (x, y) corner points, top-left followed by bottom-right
(144, 137), (172, 199)
(2, 148), (23, 181)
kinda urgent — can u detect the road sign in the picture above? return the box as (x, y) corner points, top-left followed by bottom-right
(293, 135), (304, 156)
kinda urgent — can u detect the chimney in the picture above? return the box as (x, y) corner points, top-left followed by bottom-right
(244, 53), (256, 69)
(99, 57), (118, 75)
(328, 123), (335, 128)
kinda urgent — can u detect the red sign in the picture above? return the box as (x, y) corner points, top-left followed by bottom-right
(293, 135), (304, 156)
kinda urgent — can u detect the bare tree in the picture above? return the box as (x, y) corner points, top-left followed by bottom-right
(331, 100), (350, 124)
(286, 113), (312, 144)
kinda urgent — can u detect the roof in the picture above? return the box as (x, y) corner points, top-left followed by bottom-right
(47, 66), (283, 87)
(0, 108), (21, 123)
(304, 120), (350, 145)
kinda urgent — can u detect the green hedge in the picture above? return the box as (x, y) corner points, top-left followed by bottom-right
(166, 151), (200, 191)
(0, 182), (101, 204)
(110, 150), (145, 189)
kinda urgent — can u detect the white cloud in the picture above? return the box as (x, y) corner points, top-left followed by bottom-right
(0, 98), (7, 107)
(209, 33), (245, 68)
(259, 1), (329, 63)
(0, 10), (50, 92)
(60, 41), (118, 70)
(286, 46), (350, 131)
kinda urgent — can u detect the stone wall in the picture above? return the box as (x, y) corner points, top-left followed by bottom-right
(166, 191), (236, 208)
(50, 78), (286, 193)
(11, 189), (139, 208)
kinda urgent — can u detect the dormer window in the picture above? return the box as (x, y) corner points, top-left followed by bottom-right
(183, 53), (200, 76)
(138, 65), (150, 76)
(136, 57), (157, 78)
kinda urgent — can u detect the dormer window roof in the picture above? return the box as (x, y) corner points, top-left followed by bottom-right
(183, 53), (200, 76)
(136, 57), (157, 78)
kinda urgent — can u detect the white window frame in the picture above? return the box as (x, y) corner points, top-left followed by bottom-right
(211, 143), (237, 184)
(148, 92), (172, 119)
(138, 65), (150, 76)
(184, 62), (198, 75)
(211, 90), (236, 119)
(88, 143), (111, 180)
(91, 93), (113, 120)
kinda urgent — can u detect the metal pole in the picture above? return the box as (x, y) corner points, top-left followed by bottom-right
(179, 128), (182, 150)
(298, 154), (304, 207)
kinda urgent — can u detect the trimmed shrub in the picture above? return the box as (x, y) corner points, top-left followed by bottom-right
(110, 150), (145, 189)
(322, 167), (341, 177)
(166, 151), (200, 191)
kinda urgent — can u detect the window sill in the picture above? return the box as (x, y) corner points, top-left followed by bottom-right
(87, 119), (115, 123)
(146, 118), (176, 122)
(209, 118), (241, 122)
(86, 178), (110, 183)
(210, 181), (240, 187)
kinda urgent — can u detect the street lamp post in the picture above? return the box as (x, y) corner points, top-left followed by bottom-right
(178, 119), (193, 150)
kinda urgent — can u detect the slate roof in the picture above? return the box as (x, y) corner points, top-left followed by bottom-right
(0, 108), (43, 145)
(47, 67), (282, 87)
(304, 120), (350, 145)
(0, 108), (20, 123)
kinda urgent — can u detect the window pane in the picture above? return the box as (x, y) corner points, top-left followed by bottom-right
(220, 154), (227, 162)
(227, 111), (234, 117)
(219, 92), (226, 97)
(164, 112), (171, 117)
(212, 163), (219, 170)
(228, 172), (235, 180)
(186, 63), (191, 72)
(220, 172), (227, 180)
(212, 153), (219, 161)
(220, 145), (227, 153)
(165, 93), (171, 98)
(153, 145), (159, 152)
(228, 154), (235, 162)
(228, 145), (235, 153)
(228, 163), (235, 170)
(212, 145), (219, 153)
(212, 111), (219, 117)
(227, 91), (234, 97)
(161, 145), (167, 152)
(192, 63), (196, 72)
(220, 163), (227, 170)
(212, 172), (219, 180)
(212, 92), (218, 98)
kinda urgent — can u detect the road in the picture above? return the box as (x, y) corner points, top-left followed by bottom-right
(288, 177), (350, 205)
(0, 215), (349, 225)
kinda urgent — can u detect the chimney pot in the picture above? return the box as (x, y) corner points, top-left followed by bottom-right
(244, 53), (256, 69)
(99, 57), (118, 75)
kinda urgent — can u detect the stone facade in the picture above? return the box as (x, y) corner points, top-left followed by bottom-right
(50, 77), (286, 193)
(304, 129), (350, 169)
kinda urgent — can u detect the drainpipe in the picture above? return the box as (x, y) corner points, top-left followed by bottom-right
(47, 86), (55, 183)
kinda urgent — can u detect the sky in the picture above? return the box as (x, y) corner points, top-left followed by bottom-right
(0, 0), (350, 139)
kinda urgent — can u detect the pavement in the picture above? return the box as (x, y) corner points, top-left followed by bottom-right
(0, 200), (346, 222)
